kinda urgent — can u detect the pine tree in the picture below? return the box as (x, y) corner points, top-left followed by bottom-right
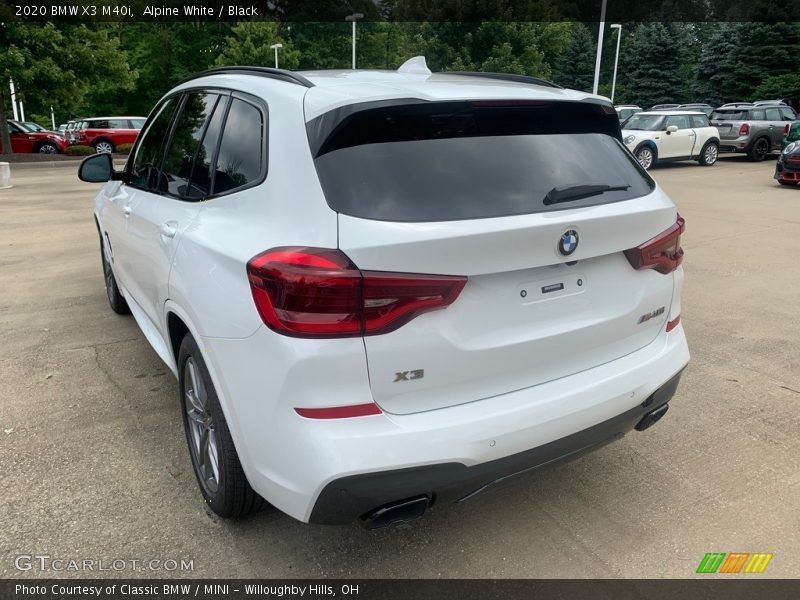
(693, 23), (739, 106)
(553, 24), (595, 92)
(621, 23), (686, 108)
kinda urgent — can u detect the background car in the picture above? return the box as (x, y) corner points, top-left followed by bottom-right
(649, 103), (680, 110)
(615, 105), (642, 124)
(677, 103), (714, 117)
(622, 111), (720, 170)
(783, 120), (800, 149)
(1, 120), (68, 154)
(71, 116), (146, 153)
(710, 103), (796, 161)
(21, 121), (48, 132)
(774, 141), (800, 186)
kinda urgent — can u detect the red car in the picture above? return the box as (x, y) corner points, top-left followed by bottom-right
(71, 116), (146, 153)
(2, 120), (69, 154)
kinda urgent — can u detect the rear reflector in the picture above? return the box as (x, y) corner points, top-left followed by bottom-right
(624, 215), (686, 275)
(666, 315), (681, 332)
(247, 247), (467, 338)
(294, 403), (382, 419)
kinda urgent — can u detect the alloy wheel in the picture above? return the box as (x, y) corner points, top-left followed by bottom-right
(38, 144), (57, 154)
(636, 148), (653, 170)
(184, 357), (220, 495)
(705, 144), (718, 164)
(95, 142), (113, 154)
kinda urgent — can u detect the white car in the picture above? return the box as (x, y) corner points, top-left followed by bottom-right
(623, 110), (720, 170)
(78, 59), (690, 527)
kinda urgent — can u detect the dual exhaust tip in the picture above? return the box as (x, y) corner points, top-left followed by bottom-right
(361, 403), (670, 529)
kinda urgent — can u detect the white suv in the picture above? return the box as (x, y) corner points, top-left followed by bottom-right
(623, 111), (720, 170)
(79, 59), (690, 528)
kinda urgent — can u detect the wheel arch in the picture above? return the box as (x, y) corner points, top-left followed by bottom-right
(634, 139), (658, 154)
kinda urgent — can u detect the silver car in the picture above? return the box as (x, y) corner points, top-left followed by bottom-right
(711, 103), (796, 161)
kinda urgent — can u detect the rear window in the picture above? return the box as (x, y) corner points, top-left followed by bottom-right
(309, 101), (653, 222)
(711, 110), (747, 121)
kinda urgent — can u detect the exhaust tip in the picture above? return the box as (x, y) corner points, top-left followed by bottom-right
(635, 403), (669, 431)
(361, 495), (430, 529)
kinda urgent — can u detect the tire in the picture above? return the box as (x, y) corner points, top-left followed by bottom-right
(36, 142), (60, 154)
(94, 139), (115, 154)
(698, 141), (719, 166)
(747, 137), (770, 162)
(634, 144), (656, 170)
(178, 333), (264, 518)
(100, 236), (130, 315)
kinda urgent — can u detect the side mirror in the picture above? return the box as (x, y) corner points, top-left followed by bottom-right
(78, 153), (125, 183)
(666, 125), (679, 134)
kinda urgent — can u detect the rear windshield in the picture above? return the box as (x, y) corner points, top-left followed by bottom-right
(711, 110), (747, 120)
(309, 100), (653, 222)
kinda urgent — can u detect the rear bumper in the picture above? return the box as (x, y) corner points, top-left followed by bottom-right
(310, 369), (684, 525)
(719, 136), (750, 153)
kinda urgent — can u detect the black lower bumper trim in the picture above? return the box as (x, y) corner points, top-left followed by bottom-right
(309, 370), (684, 525)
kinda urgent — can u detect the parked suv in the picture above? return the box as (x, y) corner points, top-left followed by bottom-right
(710, 103), (796, 160)
(2, 120), (68, 154)
(78, 61), (689, 526)
(72, 116), (146, 153)
(622, 111), (720, 170)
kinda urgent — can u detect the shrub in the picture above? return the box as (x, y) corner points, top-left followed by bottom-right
(116, 143), (134, 155)
(65, 145), (96, 156)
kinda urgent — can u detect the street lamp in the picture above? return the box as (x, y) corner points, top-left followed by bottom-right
(610, 24), (622, 103)
(270, 43), (283, 69)
(345, 13), (364, 69)
(592, 0), (608, 95)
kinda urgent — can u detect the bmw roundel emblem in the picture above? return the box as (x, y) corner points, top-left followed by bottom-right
(558, 230), (579, 256)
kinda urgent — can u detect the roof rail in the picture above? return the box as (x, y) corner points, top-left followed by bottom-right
(444, 71), (562, 89)
(175, 66), (315, 88)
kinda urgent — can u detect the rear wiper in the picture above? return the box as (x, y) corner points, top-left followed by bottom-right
(544, 183), (631, 206)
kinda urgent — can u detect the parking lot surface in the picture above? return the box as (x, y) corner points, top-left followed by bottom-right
(1, 157), (798, 578)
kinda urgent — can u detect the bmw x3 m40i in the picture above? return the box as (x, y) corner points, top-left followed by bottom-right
(79, 59), (690, 527)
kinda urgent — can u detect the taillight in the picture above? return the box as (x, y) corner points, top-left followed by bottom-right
(784, 123), (791, 136)
(624, 215), (685, 275)
(246, 247), (467, 338)
(738, 123), (750, 136)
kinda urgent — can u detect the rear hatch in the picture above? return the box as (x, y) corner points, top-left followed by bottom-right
(710, 109), (747, 140)
(309, 99), (679, 415)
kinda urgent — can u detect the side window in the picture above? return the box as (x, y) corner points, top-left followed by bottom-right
(690, 115), (709, 128)
(751, 109), (766, 121)
(665, 115), (690, 130)
(765, 108), (782, 121)
(184, 96), (228, 200)
(212, 98), (265, 195)
(157, 92), (220, 199)
(780, 107), (796, 121)
(129, 97), (178, 191)
(129, 118), (146, 129)
(91, 120), (109, 129)
(108, 119), (128, 128)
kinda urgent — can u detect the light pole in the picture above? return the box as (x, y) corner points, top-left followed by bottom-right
(345, 13), (364, 69)
(592, 0), (607, 95)
(270, 43), (283, 69)
(610, 24), (622, 103)
(9, 78), (19, 121)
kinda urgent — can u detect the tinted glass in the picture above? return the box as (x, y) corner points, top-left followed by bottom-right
(158, 92), (219, 199)
(751, 109), (766, 120)
(130, 119), (146, 129)
(212, 98), (264, 194)
(89, 120), (108, 129)
(186, 97), (227, 199)
(711, 110), (746, 120)
(690, 115), (709, 127)
(780, 108), (796, 121)
(765, 108), (782, 121)
(108, 119), (128, 128)
(312, 103), (653, 222)
(665, 115), (690, 129)
(129, 98), (178, 190)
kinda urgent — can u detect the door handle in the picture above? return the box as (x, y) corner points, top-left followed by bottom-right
(160, 222), (178, 239)
(122, 205), (132, 217)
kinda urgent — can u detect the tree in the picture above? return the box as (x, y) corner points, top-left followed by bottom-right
(693, 23), (739, 106)
(0, 23), (134, 152)
(553, 24), (595, 92)
(216, 22), (300, 70)
(619, 23), (686, 108)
